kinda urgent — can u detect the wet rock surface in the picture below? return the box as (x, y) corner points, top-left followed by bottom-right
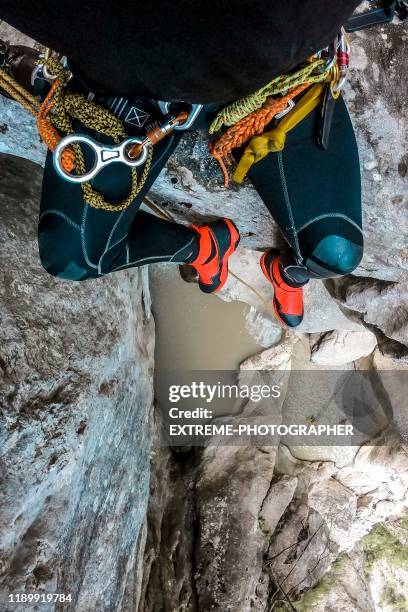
(0, 155), (154, 611)
(139, 14), (408, 603)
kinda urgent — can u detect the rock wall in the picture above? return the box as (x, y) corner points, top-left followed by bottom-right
(139, 15), (408, 612)
(1, 10), (408, 612)
(0, 155), (155, 611)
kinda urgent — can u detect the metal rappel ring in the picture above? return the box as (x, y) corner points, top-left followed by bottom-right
(53, 134), (149, 184)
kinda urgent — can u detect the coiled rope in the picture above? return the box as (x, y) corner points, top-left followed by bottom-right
(209, 58), (328, 132)
(44, 59), (153, 212)
(1, 58), (152, 211)
(209, 58), (337, 186)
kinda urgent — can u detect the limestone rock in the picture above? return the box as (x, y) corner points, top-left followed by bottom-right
(308, 479), (358, 547)
(293, 545), (376, 612)
(240, 335), (294, 370)
(0, 155), (154, 611)
(0, 19), (39, 47)
(138, 422), (198, 612)
(0, 21), (46, 166)
(194, 446), (277, 612)
(310, 330), (378, 365)
(0, 97), (46, 166)
(344, 24), (408, 282)
(326, 275), (408, 348)
(259, 475), (298, 534)
(373, 347), (408, 370)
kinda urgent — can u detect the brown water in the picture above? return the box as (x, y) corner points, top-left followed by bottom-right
(150, 264), (263, 416)
(149, 265), (366, 467)
(150, 265), (261, 371)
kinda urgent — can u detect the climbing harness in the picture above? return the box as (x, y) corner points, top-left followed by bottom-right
(1, 0), (405, 204)
(209, 30), (350, 186)
(0, 52), (201, 211)
(54, 104), (202, 182)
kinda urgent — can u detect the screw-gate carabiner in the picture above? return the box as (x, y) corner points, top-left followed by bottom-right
(53, 134), (149, 183)
(332, 29), (350, 93)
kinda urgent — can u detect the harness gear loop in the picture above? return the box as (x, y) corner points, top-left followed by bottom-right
(233, 83), (325, 183)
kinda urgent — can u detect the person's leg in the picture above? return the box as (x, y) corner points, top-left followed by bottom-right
(39, 121), (239, 291)
(246, 94), (363, 326)
(38, 129), (193, 279)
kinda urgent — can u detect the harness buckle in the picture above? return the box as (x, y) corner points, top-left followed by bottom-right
(157, 102), (203, 130)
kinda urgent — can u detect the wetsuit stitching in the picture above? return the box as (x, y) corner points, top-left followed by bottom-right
(284, 264), (309, 275)
(277, 152), (302, 258)
(112, 255), (172, 272)
(81, 205), (98, 269)
(98, 234), (128, 274)
(296, 213), (363, 235)
(39, 209), (81, 231)
(102, 209), (127, 257)
(99, 136), (180, 273)
(169, 236), (195, 262)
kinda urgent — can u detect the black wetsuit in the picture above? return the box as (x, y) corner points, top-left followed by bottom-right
(1, 1), (360, 103)
(1, 1), (363, 283)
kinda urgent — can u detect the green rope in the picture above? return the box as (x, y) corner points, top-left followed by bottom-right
(209, 58), (329, 133)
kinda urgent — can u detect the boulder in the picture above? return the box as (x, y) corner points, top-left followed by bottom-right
(310, 330), (378, 365)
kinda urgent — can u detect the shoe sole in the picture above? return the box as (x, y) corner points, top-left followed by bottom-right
(200, 218), (240, 293)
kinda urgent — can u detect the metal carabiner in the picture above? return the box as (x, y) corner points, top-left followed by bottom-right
(332, 29), (350, 93)
(317, 40), (337, 74)
(53, 134), (149, 184)
(157, 102), (203, 130)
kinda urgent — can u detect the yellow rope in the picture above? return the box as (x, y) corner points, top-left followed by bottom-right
(0, 67), (40, 115)
(44, 58), (154, 212)
(0, 59), (153, 212)
(233, 83), (325, 183)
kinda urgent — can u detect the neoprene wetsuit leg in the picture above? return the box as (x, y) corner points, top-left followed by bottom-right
(245, 94), (363, 326)
(38, 107), (239, 292)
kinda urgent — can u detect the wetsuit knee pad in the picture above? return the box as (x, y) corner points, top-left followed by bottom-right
(298, 217), (363, 278)
(38, 214), (96, 281)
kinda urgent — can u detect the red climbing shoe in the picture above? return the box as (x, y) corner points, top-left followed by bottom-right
(260, 250), (304, 328)
(188, 218), (240, 293)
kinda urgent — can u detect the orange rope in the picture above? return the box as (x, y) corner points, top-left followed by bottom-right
(209, 82), (310, 187)
(37, 79), (75, 172)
